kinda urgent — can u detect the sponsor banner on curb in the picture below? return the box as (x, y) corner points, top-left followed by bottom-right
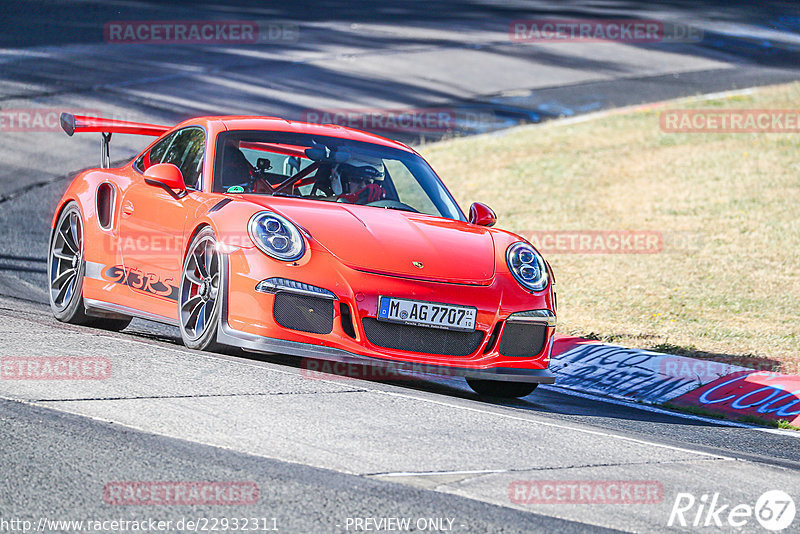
(670, 371), (800, 425)
(1, 357), (111, 380)
(549, 340), (747, 404)
(509, 480), (663, 505)
(103, 481), (258, 506)
(658, 356), (797, 381)
(551, 335), (599, 357)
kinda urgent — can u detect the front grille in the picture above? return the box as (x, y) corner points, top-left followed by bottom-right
(273, 293), (333, 334)
(362, 318), (484, 356)
(497, 322), (547, 357)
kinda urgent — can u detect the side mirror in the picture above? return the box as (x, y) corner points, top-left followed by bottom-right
(144, 163), (187, 199)
(469, 202), (496, 227)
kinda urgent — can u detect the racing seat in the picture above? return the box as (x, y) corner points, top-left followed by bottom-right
(221, 143), (253, 189)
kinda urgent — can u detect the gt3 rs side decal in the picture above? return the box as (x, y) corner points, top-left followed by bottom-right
(84, 261), (179, 301)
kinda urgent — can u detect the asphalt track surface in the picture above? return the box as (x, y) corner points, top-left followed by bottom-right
(2, 1), (800, 532)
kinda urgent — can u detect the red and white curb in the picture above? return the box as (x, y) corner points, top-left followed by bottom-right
(550, 336), (800, 427)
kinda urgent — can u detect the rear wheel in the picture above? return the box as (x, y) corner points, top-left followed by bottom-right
(48, 202), (131, 331)
(178, 227), (223, 351)
(466, 378), (538, 399)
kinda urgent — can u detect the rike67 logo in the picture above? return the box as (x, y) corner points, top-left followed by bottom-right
(669, 490), (796, 531)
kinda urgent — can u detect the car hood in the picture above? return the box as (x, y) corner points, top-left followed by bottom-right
(252, 198), (496, 284)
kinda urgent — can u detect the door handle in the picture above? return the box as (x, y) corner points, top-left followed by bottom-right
(122, 200), (134, 217)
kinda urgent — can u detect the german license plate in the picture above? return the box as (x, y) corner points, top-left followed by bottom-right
(377, 296), (476, 332)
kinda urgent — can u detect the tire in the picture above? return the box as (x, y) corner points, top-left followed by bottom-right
(48, 201), (131, 331)
(466, 378), (538, 399)
(178, 227), (224, 351)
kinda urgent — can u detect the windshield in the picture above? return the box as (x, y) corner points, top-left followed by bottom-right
(212, 130), (465, 220)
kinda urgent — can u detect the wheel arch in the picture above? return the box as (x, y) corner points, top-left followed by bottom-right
(185, 200), (261, 264)
(182, 222), (215, 266)
(50, 197), (79, 239)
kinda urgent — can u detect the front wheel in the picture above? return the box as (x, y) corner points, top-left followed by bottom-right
(178, 227), (223, 351)
(466, 378), (538, 399)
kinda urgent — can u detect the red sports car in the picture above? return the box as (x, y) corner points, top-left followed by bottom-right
(49, 113), (556, 398)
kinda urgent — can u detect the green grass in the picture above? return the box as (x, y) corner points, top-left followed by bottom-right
(661, 402), (728, 421)
(421, 82), (800, 373)
(738, 415), (800, 431)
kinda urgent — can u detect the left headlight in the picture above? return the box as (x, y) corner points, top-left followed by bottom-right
(506, 242), (549, 292)
(248, 211), (305, 261)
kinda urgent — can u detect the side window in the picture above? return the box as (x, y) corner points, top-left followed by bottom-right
(134, 132), (177, 172)
(161, 128), (206, 190)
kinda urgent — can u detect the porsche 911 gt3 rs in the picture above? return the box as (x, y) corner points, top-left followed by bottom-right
(49, 112), (557, 398)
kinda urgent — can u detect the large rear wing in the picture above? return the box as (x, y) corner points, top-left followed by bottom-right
(60, 113), (170, 168)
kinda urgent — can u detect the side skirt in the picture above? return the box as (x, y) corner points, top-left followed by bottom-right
(84, 297), (179, 326)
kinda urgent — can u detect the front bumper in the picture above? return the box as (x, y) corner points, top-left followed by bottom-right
(218, 247), (556, 383)
(217, 322), (556, 383)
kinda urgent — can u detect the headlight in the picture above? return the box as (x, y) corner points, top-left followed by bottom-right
(248, 211), (305, 261)
(506, 242), (548, 292)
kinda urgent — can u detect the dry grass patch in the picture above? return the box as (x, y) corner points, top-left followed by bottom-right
(421, 83), (800, 371)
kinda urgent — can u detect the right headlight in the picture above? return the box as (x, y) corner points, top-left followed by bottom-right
(248, 211), (305, 261)
(506, 242), (549, 292)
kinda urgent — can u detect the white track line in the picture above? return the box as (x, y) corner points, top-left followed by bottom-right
(158, 345), (742, 458)
(552, 86), (760, 126)
(371, 389), (735, 461)
(61, 321), (800, 442)
(90, 333), (800, 442)
(448, 85), (764, 145)
(374, 469), (509, 478)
